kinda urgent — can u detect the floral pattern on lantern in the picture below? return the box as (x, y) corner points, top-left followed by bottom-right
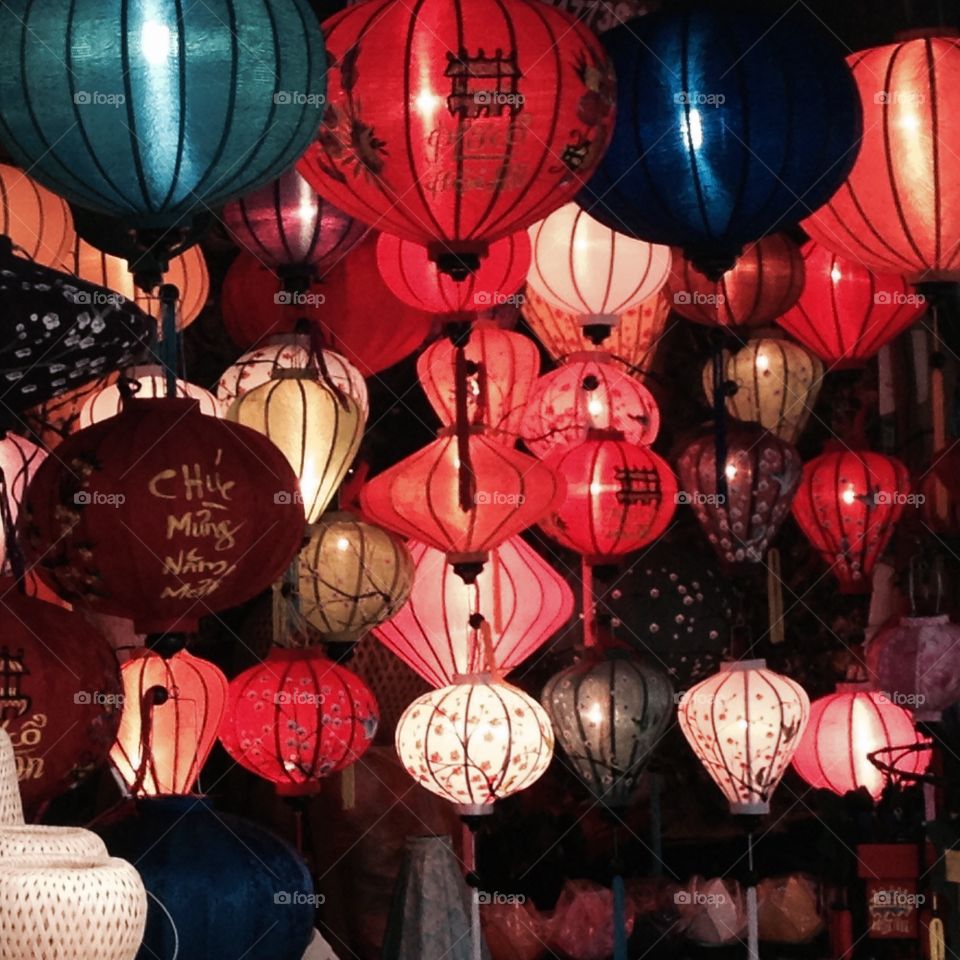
(0, 163), (74, 268)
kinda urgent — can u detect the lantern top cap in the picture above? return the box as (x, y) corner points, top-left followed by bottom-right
(450, 671), (498, 686)
(719, 658), (767, 673)
(892, 26), (960, 41)
(565, 351), (615, 365)
(834, 681), (872, 693)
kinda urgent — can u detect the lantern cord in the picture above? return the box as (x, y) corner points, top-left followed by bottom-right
(490, 548), (504, 636)
(710, 345), (730, 505)
(930, 304), (950, 523)
(746, 831), (759, 960)
(612, 825), (627, 960)
(158, 283), (180, 399)
(454, 343), (477, 512)
(766, 549), (785, 645)
(147, 890), (180, 960)
(582, 558), (598, 649)
(308, 329), (350, 410)
(460, 820), (483, 960)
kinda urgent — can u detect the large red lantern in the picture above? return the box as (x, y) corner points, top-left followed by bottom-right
(792, 686), (931, 800)
(791, 449), (910, 592)
(298, 0), (614, 274)
(21, 398), (305, 634)
(219, 648), (378, 795)
(110, 648), (228, 797)
(776, 242), (926, 366)
(539, 431), (677, 561)
(374, 537), (574, 687)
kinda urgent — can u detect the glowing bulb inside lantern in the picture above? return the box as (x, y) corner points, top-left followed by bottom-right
(841, 484), (857, 506)
(587, 398), (604, 417)
(415, 89), (442, 118)
(589, 481), (603, 495)
(725, 463), (737, 480)
(830, 266), (842, 282)
(756, 351), (770, 372)
(336, 537), (350, 551)
(586, 703), (604, 725)
(683, 108), (704, 150)
(141, 21), (173, 64)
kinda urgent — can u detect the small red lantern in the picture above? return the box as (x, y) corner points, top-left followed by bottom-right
(776, 241), (926, 366)
(791, 449), (910, 593)
(792, 686), (931, 800)
(219, 648), (378, 795)
(675, 424), (802, 563)
(110, 648), (228, 797)
(538, 431), (677, 561)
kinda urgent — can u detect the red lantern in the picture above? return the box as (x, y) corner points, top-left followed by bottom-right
(666, 234), (804, 328)
(792, 686), (931, 800)
(110, 648), (228, 797)
(675, 424), (802, 564)
(776, 242), (926, 366)
(373, 537), (574, 687)
(21, 397), (305, 634)
(0, 432), (46, 564)
(219, 648), (378, 795)
(538, 431), (677, 561)
(791, 449), (910, 593)
(803, 32), (960, 279)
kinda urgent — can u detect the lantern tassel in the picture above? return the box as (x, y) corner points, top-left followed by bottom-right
(766, 548), (785, 645)
(158, 283), (180, 400)
(454, 341), (477, 512)
(746, 831), (759, 960)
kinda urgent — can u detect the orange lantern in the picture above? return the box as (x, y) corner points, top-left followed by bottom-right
(0, 163), (74, 267)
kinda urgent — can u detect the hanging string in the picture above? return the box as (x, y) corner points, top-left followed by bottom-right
(766, 548), (785, 645)
(454, 340), (477, 512)
(649, 772), (663, 875)
(930, 304), (949, 522)
(581, 558), (597, 649)
(745, 831), (759, 960)
(465, 825), (482, 960)
(0, 468), (25, 589)
(491, 548), (504, 636)
(612, 825), (627, 960)
(711, 344), (730, 505)
(158, 283), (180, 399)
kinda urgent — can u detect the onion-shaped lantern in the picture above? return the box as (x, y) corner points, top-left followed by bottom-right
(678, 659), (810, 815)
(675, 424), (802, 563)
(395, 675), (554, 814)
(0, 163), (74, 268)
(0, 432), (46, 565)
(542, 651), (673, 808)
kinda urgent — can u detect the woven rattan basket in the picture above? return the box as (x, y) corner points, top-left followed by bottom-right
(0, 825), (108, 861)
(0, 727), (23, 825)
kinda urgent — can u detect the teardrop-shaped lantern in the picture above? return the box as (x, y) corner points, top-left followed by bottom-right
(0, 432), (46, 565)
(0, 163), (74, 268)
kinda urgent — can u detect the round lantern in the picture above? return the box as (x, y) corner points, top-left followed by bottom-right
(21, 397), (306, 633)
(395, 675), (554, 814)
(0, 432), (46, 565)
(223, 167), (367, 285)
(226, 371), (365, 525)
(867, 615), (960, 722)
(538, 432), (677, 561)
(542, 651), (673, 808)
(527, 203), (671, 335)
(219, 648), (378, 795)
(377, 232), (531, 316)
(295, 513), (414, 642)
(803, 32), (960, 279)
(678, 659), (810, 815)
(675, 424), (802, 564)
(297, 0), (614, 272)
(791, 449), (910, 592)
(776, 241), (926, 366)
(0, 0), (326, 229)
(792, 686), (931, 800)
(667, 235), (804, 329)
(0, 163), (74, 268)
(521, 354), (660, 457)
(577, 6), (862, 275)
(110, 648), (228, 797)
(416, 324), (540, 435)
(374, 537), (574, 687)
(702, 338), (824, 444)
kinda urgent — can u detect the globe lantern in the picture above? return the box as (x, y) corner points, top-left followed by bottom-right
(219, 648), (379, 795)
(791, 449), (910, 593)
(21, 397), (306, 633)
(776, 241), (926, 366)
(521, 354), (660, 457)
(297, 0), (614, 275)
(542, 651), (673, 808)
(0, 163), (74, 268)
(803, 32), (960, 279)
(110, 648), (228, 797)
(678, 660), (810, 815)
(0, 432), (46, 565)
(374, 537), (574, 687)
(675, 425), (802, 564)
(792, 686), (931, 800)
(395, 675), (554, 814)
(578, 5), (862, 276)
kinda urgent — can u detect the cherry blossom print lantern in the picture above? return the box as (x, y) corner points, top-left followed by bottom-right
(374, 537), (574, 687)
(678, 660), (810, 815)
(0, 432), (46, 565)
(776, 242), (926, 366)
(395, 675), (554, 814)
(219, 648), (378, 795)
(297, 0), (615, 276)
(791, 686), (931, 800)
(0, 163), (74, 268)
(791, 449), (910, 593)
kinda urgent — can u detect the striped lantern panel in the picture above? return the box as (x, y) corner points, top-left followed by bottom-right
(0, 433), (46, 567)
(0, 163), (73, 268)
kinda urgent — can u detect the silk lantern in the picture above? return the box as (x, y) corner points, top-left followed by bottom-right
(776, 242), (926, 366)
(702, 338), (824, 443)
(675, 425), (802, 564)
(539, 432), (677, 561)
(667, 235), (804, 329)
(110, 648), (228, 797)
(219, 648), (378, 795)
(792, 686), (931, 800)
(0, 163), (74, 268)
(395, 675), (554, 814)
(0, 432), (46, 566)
(297, 0), (614, 275)
(578, 5), (862, 276)
(791, 449), (910, 592)
(521, 355), (660, 457)
(542, 651), (673, 808)
(374, 537), (574, 687)
(803, 32), (960, 279)
(678, 659), (810, 815)
(21, 397), (306, 633)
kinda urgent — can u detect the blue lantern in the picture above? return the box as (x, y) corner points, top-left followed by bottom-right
(577, 5), (862, 277)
